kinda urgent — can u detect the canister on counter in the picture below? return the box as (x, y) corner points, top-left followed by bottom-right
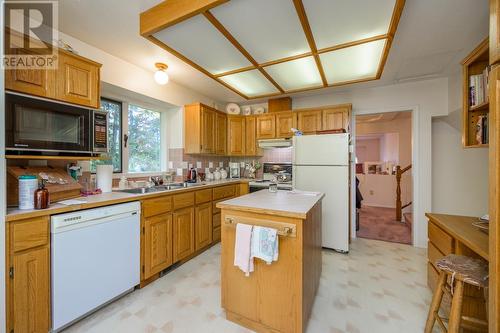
(19, 175), (38, 210)
(34, 179), (50, 210)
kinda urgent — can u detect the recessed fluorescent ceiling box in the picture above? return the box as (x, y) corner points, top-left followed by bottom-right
(141, 0), (404, 99)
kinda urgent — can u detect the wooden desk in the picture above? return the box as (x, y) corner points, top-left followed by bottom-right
(425, 213), (489, 330)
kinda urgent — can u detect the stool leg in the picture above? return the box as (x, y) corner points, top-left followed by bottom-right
(448, 279), (464, 333)
(425, 271), (447, 333)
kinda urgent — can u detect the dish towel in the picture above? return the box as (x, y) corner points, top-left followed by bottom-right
(234, 223), (254, 277)
(251, 226), (279, 265)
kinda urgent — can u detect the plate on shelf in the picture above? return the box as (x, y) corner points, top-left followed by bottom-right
(226, 103), (241, 115)
(242, 106), (252, 115)
(253, 107), (265, 114)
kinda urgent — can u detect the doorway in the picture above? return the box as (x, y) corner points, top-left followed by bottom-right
(354, 111), (413, 245)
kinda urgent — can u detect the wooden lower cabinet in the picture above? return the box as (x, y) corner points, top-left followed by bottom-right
(143, 213), (173, 279)
(195, 203), (213, 250)
(173, 207), (195, 262)
(213, 213), (222, 243)
(7, 216), (51, 333)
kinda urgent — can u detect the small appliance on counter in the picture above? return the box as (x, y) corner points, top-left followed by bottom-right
(187, 167), (197, 183)
(7, 166), (82, 207)
(248, 163), (293, 192)
(229, 162), (241, 179)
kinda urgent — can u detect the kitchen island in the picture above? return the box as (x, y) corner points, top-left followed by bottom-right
(217, 190), (324, 333)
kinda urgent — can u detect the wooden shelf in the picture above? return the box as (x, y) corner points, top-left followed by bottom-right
(462, 38), (489, 148)
(5, 155), (105, 161)
(469, 101), (489, 112)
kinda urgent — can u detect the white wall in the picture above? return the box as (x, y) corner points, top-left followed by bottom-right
(380, 133), (400, 164)
(358, 174), (397, 208)
(356, 138), (381, 163)
(166, 107), (184, 149)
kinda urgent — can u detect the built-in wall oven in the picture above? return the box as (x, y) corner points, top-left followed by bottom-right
(6, 93), (108, 156)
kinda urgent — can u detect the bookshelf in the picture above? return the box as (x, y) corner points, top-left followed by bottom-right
(462, 38), (490, 148)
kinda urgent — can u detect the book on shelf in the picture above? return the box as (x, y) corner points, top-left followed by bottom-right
(475, 114), (489, 145)
(469, 67), (490, 108)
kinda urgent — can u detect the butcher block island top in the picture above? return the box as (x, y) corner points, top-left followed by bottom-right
(217, 189), (324, 333)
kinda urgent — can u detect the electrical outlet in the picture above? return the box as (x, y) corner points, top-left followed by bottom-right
(176, 168), (183, 176)
(168, 161), (174, 169)
(188, 163), (193, 169)
(240, 162), (246, 168)
(196, 161), (202, 169)
(209, 162), (214, 168)
(219, 161), (224, 168)
(181, 161), (188, 169)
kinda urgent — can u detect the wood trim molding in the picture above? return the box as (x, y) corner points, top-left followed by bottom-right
(292, 0), (328, 87)
(140, 0), (229, 36)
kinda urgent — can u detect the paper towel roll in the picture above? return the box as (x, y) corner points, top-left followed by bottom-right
(96, 164), (113, 193)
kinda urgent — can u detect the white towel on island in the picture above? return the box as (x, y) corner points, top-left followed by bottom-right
(234, 223), (254, 277)
(251, 226), (279, 265)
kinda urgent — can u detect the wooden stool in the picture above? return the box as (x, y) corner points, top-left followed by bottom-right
(425, 254), (489, 333)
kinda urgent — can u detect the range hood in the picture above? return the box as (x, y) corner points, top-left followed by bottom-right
(258, 138), (293, 149)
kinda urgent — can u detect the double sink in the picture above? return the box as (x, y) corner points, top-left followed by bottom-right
(115, 182), (206, 195)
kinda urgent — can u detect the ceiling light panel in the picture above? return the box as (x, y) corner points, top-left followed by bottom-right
(211, 0), (310, 63)
(219, 70), (279, 97)
(320, 39), (386, 84)
(303, 0), (396, 50)
(153, 15), (252, 75)
(264, 57), (322, 91)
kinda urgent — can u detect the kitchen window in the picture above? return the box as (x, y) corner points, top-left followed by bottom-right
(127, 104), (161, 173)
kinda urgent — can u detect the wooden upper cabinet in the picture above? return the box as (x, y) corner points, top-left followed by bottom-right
(245, 116), (259, 156)
(297, 110), (322, 134)
(195, 202), (213, 250)
(256, 114), (276, 139)
(173, 207), (195, 262)
(201, 107), (216, 154)
(215, 112), (227, 155)
(276, 111), (297, 138)
(227, 116), (245, 156)
(322, 107), (350, 131)
(491, 0), (500, 65)
(56, 51), (101, 108)
(143, 213), (173, 279)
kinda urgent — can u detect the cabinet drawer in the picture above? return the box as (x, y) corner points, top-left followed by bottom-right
(213, 226), (221, 243)
(213, 212), (221, 228)
(11, 216), (49, 253)
(428, 241), (445, 269)
(142, 196), (172, 218)
(173, 192), (195, 210)
(213, 185), (236, 200)
(195, 189), (213, 204)
(212, 199), (227, 215)
(428, 222), (453, 255)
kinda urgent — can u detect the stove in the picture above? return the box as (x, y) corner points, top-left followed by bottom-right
(248, 163), (293, 192)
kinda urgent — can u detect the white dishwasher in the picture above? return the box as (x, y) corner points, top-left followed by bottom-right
(51, 201), (141, 332)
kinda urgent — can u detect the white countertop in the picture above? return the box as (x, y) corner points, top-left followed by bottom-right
(216, 189), (325, 219)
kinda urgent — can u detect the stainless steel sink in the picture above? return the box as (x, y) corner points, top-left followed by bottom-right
(114, 182), (206, 194)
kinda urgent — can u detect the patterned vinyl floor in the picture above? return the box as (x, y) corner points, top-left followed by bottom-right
(63, 238), (433, 333)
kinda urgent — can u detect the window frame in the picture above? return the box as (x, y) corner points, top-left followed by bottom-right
(100, 97), (124, 174)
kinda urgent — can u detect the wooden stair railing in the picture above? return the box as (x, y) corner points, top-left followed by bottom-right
(396, 164), (412, 221)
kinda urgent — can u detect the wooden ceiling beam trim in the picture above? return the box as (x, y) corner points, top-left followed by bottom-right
(145, 35), (249, 99)
(214, 66), (257, 78)
(317, 34), (388, 55)
(203, 11), (285, 93)
(140, 0), (229, 36)
(292, 0), (328, 87)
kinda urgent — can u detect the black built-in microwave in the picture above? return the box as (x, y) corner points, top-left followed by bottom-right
(5, 93), (108, 155)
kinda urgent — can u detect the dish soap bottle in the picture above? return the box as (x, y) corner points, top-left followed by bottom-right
(34, 179), (50, 210)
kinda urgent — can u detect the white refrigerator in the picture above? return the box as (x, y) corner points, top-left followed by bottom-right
(293, 134), (350, 252)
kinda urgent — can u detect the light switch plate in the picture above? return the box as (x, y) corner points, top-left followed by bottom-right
(181, 161), (188, 169)
(219, 162), (224, 168)
(176, 168), (183, 176)
(196, 161), (202, 169)
(188, 163), (193, 169)
(168, 161), (174, 169)
(209, 162), (214, 168)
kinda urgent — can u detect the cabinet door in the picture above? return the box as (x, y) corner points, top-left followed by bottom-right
(195, 203), (213, 250)
(322, 108), (349, 131)
(227, 116), (245, 156)
(276, 112), (296, 138)
(12, 246), (50, 333)
(215, 112), (227, 155)
(297, 110), (322, 134)
(56, 52), (100, 108)
(256, 114), (276, 139)
(245, 116), (258, 156)
(173, 207), (195, 262)
(491, 0), (500, 65)
(143, 213), (173, 279)
(201, 107), (216, 154)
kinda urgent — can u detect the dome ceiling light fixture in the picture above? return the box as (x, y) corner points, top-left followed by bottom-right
(154, 62), (169, 85)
